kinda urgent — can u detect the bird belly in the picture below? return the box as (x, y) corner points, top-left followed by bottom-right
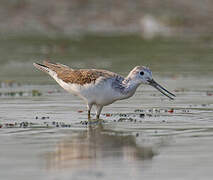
(80, 82), (120, 106)
(52, 75), (122, 105)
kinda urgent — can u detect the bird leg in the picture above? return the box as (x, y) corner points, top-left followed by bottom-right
(88, 110), (91, 119)
(87, 104), (92, 119)
(96, 105), (103, 119)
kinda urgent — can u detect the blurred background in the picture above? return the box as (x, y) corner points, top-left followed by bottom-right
(0, 0), (213, 83)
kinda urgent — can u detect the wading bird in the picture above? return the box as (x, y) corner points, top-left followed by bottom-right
(34, 61), (175, 119)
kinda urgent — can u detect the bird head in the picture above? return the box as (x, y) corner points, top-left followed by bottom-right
(129, 66), (175, 100)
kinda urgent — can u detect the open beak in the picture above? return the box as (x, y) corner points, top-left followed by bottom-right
(148, 79), (175, 100)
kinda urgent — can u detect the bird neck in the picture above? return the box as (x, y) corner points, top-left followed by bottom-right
(122, 76), (141, 95)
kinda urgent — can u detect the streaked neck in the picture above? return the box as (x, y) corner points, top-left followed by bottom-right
(122, 76), (141, 96)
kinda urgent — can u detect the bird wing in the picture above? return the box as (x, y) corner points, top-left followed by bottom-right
(36, 61), (121, 85)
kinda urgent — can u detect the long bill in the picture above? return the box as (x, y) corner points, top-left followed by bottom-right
(148, 79), (175, 100)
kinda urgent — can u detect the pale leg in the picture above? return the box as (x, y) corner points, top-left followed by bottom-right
(96, 105), (103, 119)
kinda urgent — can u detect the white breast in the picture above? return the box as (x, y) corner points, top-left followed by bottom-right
(52, 73), (122, 106)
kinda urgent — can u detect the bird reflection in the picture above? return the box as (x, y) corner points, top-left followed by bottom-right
(46, 122), (155, 170)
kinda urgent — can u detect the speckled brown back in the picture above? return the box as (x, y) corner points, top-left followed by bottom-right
(43, 61), (117, 85)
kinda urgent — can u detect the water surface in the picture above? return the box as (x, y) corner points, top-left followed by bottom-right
(0, 35), (213, 180)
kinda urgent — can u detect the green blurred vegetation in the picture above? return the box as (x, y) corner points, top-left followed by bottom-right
(0, 34), (213, 84)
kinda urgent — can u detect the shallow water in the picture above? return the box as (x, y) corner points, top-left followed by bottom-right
(1, 76), (213, 180)
(0, 35), (213, 180)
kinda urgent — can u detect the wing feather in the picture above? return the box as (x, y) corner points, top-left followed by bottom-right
(35, 61), (121, 85)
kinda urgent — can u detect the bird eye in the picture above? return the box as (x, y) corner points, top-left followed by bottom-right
(140, 71), (144, 76)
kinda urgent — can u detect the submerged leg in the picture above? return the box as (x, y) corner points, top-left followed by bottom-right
(87, 104), (93, 119)
(96, 105), (103, 119)
(88, 110), (91, 119)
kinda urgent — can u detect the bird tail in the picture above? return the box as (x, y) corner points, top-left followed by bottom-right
(33, 62), (50, 74)
(33, 60), (70, 73)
